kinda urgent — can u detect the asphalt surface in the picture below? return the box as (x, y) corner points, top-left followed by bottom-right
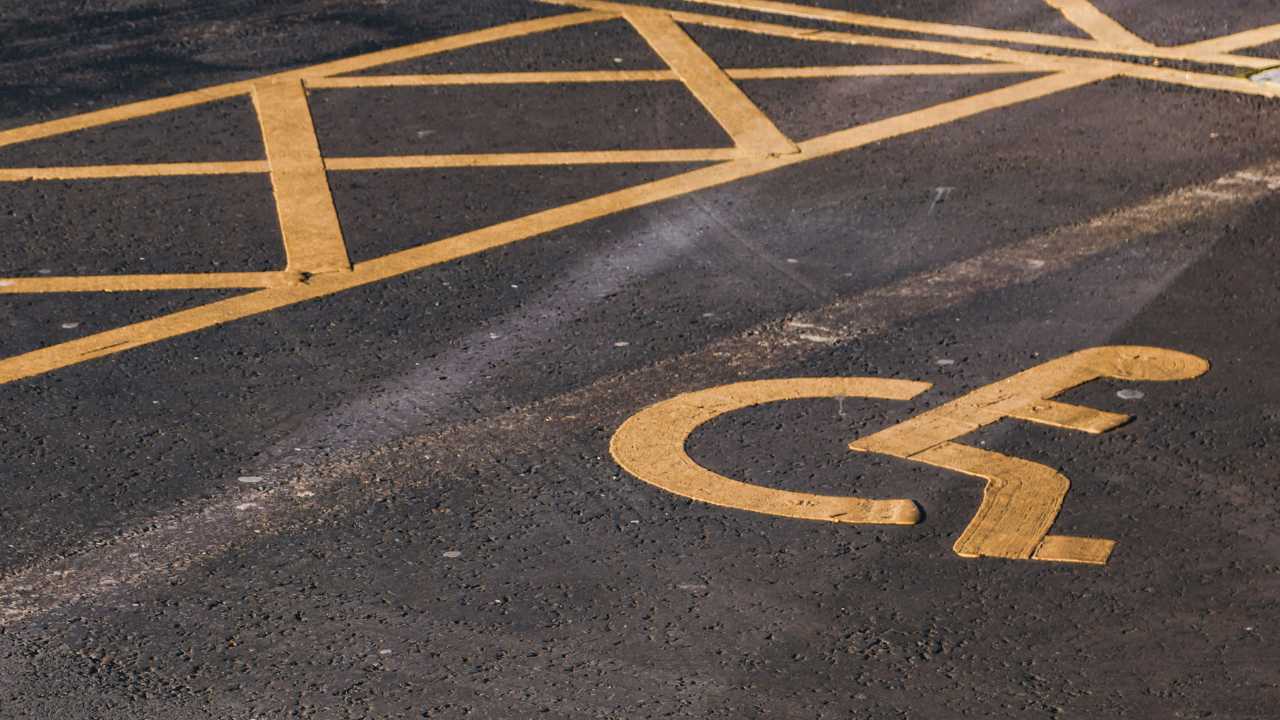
(1, 1), (1279, 718)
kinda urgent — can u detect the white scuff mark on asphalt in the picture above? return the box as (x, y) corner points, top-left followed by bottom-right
(4, 158), (1280, 624)
(441, 550), (462, 559)
(928, 186), (954, 214)
(237, 476), (264, 484)
(1218, 170), (1280, 191)
(677, 583), (708, 591)
(787, 319), (841, 344)
(613, 341), (630, 347)
(1116, 389), (1145, 400)
(1250, 67), (1280, 90)
(59, 322), (79, 330)
(785, 320), (828, 331)
(1190, 187), (1239, 201)
(936, 358), (956, 366)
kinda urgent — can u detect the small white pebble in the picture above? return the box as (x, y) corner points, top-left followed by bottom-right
(379, 648), (393, 655)
(1026, 259), (1046, 269)
(235, 502), (261, 511)
(613, 341), (630, 347)
(60, 322), (80, 329)
(785, 258), (799, 264)
(488, 332), (501, 340)
(442, 550), (462, 558)
(295, 490), (316, 498)
(238, 476), (264, 484)
(936, 358), (956, 366)
(1116, 389), (1145, 400)
(37, 268), (52, 275)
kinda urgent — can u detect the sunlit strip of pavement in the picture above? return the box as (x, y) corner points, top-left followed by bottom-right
(3, 160), (1278, 625)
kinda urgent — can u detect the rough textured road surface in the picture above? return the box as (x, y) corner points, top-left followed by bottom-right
(2, 1), (1279, 717)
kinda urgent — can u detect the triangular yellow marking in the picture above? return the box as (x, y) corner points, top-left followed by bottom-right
(680, 21), (1003, 69)
(734, 71), (1045, 143)
(338, 17), (667, 76)
(0, 96), (264, 169)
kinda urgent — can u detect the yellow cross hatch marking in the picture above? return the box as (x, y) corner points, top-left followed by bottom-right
(0, 0), (1275, 387)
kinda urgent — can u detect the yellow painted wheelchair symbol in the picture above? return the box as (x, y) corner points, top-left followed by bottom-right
(610, 346), (1208, 565)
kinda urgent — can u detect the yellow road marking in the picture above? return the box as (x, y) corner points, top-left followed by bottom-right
(907, 441), (1077, 560)
(1043, 0), (1152, 49)
(0, 85), (248, 152)
(1033, 534), (1115, 564)
(0, 273), (289, 294)
(798, 70), (1112, 156)
(645, 7), (1280, 98)
(0, 72), (1102, 386)
(0, 161), (269, 182)
(1174, 23), (1280, 55)
(609, 347), (1208, 565)
(307, 70), (679, 86)
(0, 11), (610, 151)
(304, 64), (1033, 88)
(0, 0), (1277, 388)
(1007, 399), (1130, 434)
(851, 346), (1209, 562)
(728, 64), (1037, 79)
(610, 377), (931, 524)
(621, 7), (798, 155)
(252, 80), (351, 274)
(324, 149), (739, 170)
(673, 0), (1279, 68)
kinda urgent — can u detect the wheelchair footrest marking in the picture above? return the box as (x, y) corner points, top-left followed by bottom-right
(1032, 535), (1116, 565)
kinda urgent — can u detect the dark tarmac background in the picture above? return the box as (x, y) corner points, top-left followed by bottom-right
(1, 1), (1279, 718)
